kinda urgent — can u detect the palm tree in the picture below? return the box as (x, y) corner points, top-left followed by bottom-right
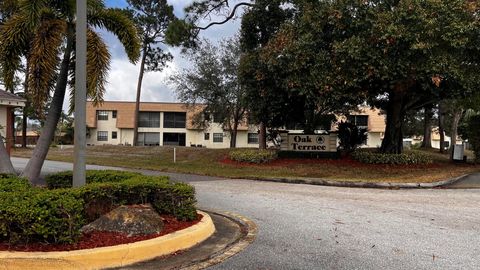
(0, 0), (140, 183)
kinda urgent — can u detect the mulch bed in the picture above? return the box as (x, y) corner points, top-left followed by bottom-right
(0, 214), (202, 252)
(219, 156), (444, 169)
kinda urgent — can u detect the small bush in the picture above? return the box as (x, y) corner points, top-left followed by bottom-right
(229, 149), (278, 163)
(337, 121), (368, 152)
(46, 170), (141, 189)
(351, 150), (433, 165)
(0, 177), (31, 192)
(0, 189), (84, 244)
(74, 176), (197, 222)
(0, 171), (197, 245)
(466, 115), (480, 162)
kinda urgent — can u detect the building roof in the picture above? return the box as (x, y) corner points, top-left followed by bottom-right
(0, 89), (26, 107)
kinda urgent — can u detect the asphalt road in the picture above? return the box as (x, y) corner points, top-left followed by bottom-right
(12, 158), (480, 270)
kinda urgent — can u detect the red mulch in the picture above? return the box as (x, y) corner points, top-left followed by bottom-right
(0, 214), (202, 252)
(219, 156), (444, 169)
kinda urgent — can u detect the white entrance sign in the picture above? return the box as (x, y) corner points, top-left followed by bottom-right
(280, 134), (337, 152)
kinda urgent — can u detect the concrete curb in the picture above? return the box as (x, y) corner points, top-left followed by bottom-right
(245, 174), (469, 189)
(181, 210), (258, 270)
(0, 211), (215, 270)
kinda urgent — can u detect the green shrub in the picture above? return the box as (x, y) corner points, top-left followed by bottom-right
(73, 176), (197, 222)
(466, 115), (480, 162)
(0, 171), (197, 245)
(351, 150), (433, 165)
(0, 177), (31, 192)
(0, 189), (84, 244)
(46, 170), (141, 189)
(229, 149), (278, 163)
(337, 121), (368, 152)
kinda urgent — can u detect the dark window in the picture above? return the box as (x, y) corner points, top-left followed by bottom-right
(213, 133), (223, 143)
(248, 133), (259, 144)
(97, 111), (108, 121)
(163, 133), (186, 146)
(347, 115), (368, 127)
(112, 131), (117, 139)
(112, 110), (117, 118)
(97, 131), (108, 141)
(138, 112), (160, 128)
(204, 133), (210, 140)
(137, 132), (160, 146)
(164, 112), (186, 128)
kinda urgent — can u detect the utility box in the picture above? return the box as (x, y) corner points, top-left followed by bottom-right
(453, 144), (465, 161)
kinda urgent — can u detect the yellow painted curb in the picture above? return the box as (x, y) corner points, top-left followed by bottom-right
(0, 211), (215, 270)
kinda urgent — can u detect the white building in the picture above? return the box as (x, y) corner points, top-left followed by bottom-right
(86, 101), (260, 148)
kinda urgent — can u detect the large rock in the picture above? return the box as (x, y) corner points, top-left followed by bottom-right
(81, 204), (164, 236)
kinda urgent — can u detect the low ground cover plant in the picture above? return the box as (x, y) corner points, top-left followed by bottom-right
(351, 150), (433, 165)
(229, 149), (278, 163)
(0, 171), (197, 245)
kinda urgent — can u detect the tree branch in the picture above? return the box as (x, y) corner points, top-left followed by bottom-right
(196, 2), (254, 30)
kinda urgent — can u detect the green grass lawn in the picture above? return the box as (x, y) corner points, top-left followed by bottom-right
(12, 145), (480, 183)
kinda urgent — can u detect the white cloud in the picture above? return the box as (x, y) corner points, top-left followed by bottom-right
(99, 0), (242, 103)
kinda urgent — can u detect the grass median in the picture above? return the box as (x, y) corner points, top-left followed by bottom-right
(12, 145), (480, 183)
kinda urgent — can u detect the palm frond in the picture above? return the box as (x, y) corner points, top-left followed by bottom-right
(28, 17), (66, 111)
(88, 8), (140, 63)
(69, 28), (110, 113)
(0, 13), (31, 91)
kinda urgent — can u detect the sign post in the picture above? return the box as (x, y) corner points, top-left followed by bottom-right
(73, 0), (87, 187)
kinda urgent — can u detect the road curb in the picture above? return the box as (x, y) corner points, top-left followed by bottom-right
(0, 211), (215, 270)
(245, 174), (469, 189)
(180, 210), (258, 270)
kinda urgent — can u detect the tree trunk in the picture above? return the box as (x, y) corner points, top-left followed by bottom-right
(438, 103), (446, 153)
(230, 121), (238, 148)
(259, 122), (267, 150)
(0, 135), (16, 174)
(133, 48), (148, 146)
(380, 88), (407, 154)
(22, 107), (28, 147)
(20, 30), (74, 184)
(450, 108), (463, 161)
(421, 105), (433, 149)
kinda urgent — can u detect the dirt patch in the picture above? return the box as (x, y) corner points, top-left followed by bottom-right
(0, 214), (202, 252)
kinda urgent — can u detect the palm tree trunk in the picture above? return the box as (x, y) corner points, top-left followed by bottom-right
(133, 47), (148, 146)
(0, 135), (16, 174)
(21, 31), (74, 183)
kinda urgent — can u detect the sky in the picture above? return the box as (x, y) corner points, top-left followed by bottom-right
(99, 0), (241, 103)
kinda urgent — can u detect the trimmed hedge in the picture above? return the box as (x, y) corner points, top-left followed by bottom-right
(0, 171), (197, 245)
(0, 189), (84, 244)
(45, 170), (141, 189)
(351, 150), (433, 165)
(229, 149), (278, 163)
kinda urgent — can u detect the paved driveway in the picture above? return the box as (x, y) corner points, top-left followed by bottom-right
(12, 158), (480, 269)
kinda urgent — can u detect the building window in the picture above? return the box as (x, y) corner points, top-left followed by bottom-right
(97, 131), (108, 141)
(248, 133), (259, 144)
(138, 112), (160, 128)
(204, 133), (210, 140)
(164, 112), (186, 128)
(213, 133), (223, 143)
(137, 132), (160, 146)
(347, 115), (368, 128)
(112, 131), (117, 139)
(112, 110), (117, 118)
(163, 133), (186, 146)
(97, 110), (108, 121)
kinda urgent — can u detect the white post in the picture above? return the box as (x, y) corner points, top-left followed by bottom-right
(174, 147), (176, 163)
(73, 0), (87, 187)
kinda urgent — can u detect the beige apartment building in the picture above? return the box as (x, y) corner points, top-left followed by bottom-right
(86, 101), (260, 148)
(86, 101), (387, 149)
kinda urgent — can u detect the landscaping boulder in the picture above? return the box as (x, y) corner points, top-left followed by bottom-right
(81, 204), (164, 236)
